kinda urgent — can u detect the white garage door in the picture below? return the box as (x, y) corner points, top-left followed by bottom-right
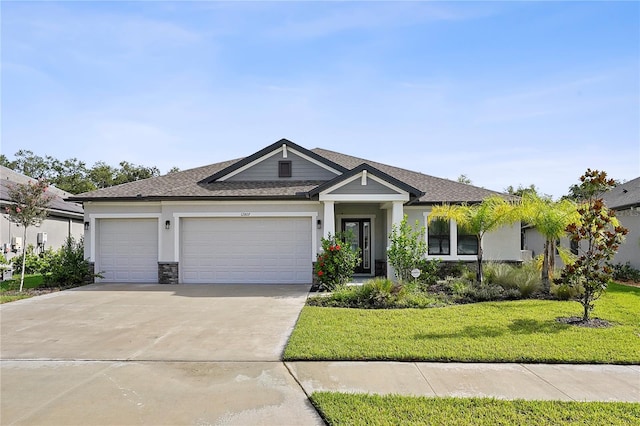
(181, 217), (312, 284)
(97, 218), (158, 283)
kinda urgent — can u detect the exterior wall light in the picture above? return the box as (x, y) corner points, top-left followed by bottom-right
(165, 220), (171, 230)
(317, 219), (322, 229)
(84, 222), (90, 230)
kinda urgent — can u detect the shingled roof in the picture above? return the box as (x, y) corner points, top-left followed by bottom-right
(68, 144), (509, 204)
(602, 177), (640, 210)
(1, 166), (84, 217)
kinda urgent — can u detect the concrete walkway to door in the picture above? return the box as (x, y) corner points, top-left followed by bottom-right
(0, 283), (324, 425)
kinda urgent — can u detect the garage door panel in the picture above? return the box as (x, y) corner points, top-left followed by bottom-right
(97, 219), (158, 283)
(181, 217), (312, 284)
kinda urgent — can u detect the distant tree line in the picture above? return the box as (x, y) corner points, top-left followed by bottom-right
(1, 150), (179, 194)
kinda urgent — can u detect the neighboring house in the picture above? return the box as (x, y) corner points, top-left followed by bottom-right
(522, 176), (640, 270)
(68, 139), (522, 284)
(602, 177), (640, 270)
(1, 165), (84, 262)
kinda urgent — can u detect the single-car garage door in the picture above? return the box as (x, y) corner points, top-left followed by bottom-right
(97, 218), (158, 283)
(181, 217), (312, 284)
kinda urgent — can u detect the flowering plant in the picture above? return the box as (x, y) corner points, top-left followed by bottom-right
(315, 232), (361, 291)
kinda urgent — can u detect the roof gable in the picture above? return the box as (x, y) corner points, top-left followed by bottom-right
(310, 163), (424, 202)
(200, 139), (347, 184)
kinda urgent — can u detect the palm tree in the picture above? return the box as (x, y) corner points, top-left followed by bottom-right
(519, 194), (579, 294)
(429, 196), (519, 283)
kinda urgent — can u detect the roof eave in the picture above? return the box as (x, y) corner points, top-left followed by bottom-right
(67, 194), (313, 203)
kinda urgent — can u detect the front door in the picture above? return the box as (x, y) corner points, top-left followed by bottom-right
(341, 219), (372, 274)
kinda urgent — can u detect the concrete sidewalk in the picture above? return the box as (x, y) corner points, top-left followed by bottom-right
(286, 361), (640, 402)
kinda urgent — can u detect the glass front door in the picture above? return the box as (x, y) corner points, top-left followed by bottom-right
(342, 219), (371, 274)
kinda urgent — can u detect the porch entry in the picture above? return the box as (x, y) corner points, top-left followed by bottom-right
(341, 218), (372, 274)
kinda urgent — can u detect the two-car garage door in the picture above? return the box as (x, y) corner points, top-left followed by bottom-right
(96, 216), (312, 284)
(181, 217), (312, 284)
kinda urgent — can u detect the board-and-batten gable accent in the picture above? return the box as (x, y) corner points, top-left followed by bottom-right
(225, 149), (337, 181)
(171, 211), (319, 263)
(312, 163), (423, 202)
(199, 139), (347, 184)
(87, 213), (162, 263)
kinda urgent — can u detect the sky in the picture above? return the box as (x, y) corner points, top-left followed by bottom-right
(2, 1), (639, 199)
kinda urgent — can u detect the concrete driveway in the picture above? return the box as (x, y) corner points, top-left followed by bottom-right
(1, 284), (323, 425)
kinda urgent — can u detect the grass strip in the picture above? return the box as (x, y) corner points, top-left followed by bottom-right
(310, 392), (640, 426)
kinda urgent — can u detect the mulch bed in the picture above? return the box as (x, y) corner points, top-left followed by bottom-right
(1, 285), (79, 297)
(556, 316), (613, 328)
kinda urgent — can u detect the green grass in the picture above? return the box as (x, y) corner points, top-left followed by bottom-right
(310, 392), (640, 426)
(285, 283), (640, 363)
(0, 274), (45, 303)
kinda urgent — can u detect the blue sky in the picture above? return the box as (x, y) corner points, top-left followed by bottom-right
(2, 1), (638, 198)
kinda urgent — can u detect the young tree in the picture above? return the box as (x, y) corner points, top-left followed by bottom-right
(556, 169), (628, 322)
(387, 215), (428, 281)
(519, 193), (579, 293)
(4, 180), (54, 291)
(429, 195), (518, 283)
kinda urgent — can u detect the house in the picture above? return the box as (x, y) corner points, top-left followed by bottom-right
(522, 177), (640, 271)
(68, 139), (522, 284)
(602, 177), (640, 270)
(1, 165), (84, 262)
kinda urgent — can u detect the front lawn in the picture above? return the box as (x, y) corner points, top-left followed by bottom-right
(1, 274), (47, 303)
(310, 392), (640, 426)
(284, 283), (640, 363)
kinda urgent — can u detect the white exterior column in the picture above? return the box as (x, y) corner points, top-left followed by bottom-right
(391, 201), (404, 228)
(323, 201), (335, 239)
(450, 219), (458, 256)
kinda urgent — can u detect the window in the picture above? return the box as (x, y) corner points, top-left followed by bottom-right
(278, 161), (292, 178)
(428, 218), (450, 255)
(570, 239), (579, 255)
(457, 226), (478, 255)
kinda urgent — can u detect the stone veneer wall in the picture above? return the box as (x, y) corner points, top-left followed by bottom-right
(158, 262), (179, 284)
(87, 262), (96, 284)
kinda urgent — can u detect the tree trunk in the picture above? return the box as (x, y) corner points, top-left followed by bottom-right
(582, 287), (592, 322)
(542, 240), (550, 294)
(476, 236), (483, 283)
(19, 226), (27, 292)
(549, 240), (556, 281)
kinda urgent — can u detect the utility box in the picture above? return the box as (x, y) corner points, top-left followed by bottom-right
(37, 232), (48, 244)
(11, 237), (22, 251)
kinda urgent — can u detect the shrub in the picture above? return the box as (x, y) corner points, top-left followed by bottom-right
(611, 262), (640, 283)
(415, 258), (440, 287)
(387, 216), (427, 281)
(44, 237), (95, 287)
(483, 262), (541, 298)
(307, 278), (442, 309)
(436, 261), (471, 280)
(315, 233), (361, 291)
(551, 282), (583, 301)
(484, 262), (513, 287)
(10, 245), (56, 274)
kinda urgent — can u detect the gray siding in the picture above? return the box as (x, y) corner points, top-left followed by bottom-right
(1, 215), (83, 262)
(330, 178), (401, 195)
(227, 151), (338, 181)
